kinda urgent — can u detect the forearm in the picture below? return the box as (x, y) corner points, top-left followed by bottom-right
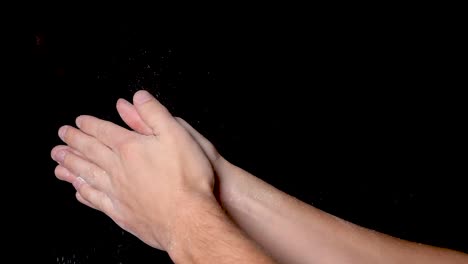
(216, 159), (468, 264)
(167, 194), (276, 264)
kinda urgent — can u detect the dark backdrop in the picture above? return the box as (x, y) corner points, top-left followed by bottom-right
(20, 16), (466, 263)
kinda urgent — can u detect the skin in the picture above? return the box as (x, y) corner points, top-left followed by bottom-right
(51, 90), (275, 263)
(53, 90), (468, 263)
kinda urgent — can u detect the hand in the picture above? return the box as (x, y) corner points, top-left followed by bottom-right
(51, 90), (216, 250)
(115, 91), (222, 165)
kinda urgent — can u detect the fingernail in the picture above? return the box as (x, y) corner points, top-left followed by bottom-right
(73, 177), (86, 190)
(58, 126), (68, 140)
(118, 98), (132, 106)
(54, 150), (67, 163)
(75, 116), (83, 128)
(134, 90), (153, 105)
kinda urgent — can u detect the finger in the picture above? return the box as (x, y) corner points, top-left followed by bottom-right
(73, 177), (114, 214)
(58, 125), (117, 170)
(175, 117), (222, 164)
(116, 98), (152, 135)
(132, 90), (176, 135)
(51, 145), (85, 159)
(75, 192), (98, 210)
(54, 165), (77, 183)
(51, 146), (111, 191)
(75, 115), (136, 150)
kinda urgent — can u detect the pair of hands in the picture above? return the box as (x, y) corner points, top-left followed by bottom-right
(51, 90), (219, 251)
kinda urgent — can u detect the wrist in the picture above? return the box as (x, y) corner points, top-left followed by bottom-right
(166, 194), (275, 264)
(165, 193), (225, 259)
(215, 160), (256, 211)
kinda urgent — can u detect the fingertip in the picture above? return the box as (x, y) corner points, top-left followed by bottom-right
(75, 192), (83, 202)
(174, 116), (187, 125)
(51, 145), (68, 160)
(54, 164), (63, 178)
(58, 125), (69, 140)
(175, 117), (194, 131)
(117, 98), (132, 109)
(55, 164), (76, 183)
(76, 115), (93, 128)
(132, 90), (174, 133)
(133, 90), (154, 105)
(116, 98), (133, 116)
(75, 116), (83, 128)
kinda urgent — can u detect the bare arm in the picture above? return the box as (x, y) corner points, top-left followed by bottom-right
(172, 116), (468, 264)
(95, 93), (468, 264)
(52, 91), (276, 264)
(168, 195), (276, 263)
(215, 159), (468, 264)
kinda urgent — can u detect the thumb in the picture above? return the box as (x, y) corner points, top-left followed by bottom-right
(116, 98), (153, 135)
(133, 90), (174, 135)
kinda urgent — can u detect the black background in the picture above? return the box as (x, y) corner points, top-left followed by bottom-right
(19, 13), (466, 263)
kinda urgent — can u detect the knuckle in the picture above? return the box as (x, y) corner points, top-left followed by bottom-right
(94, 192), (113, 214)
(76, 179), (90, 197)
(112, 214), (127, 230)
(116, 136), (141, 155)
(85, 167), (97, 184)
(110, 209), (132, 232)
(100, 196), (115, 216)
(95, 193), (106, 212)
(82, 139), (100, 157)
(80, 186), (100, 209)
(97, 121), (111, 137)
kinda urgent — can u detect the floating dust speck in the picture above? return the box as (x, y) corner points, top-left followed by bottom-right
(126, 48), (180, 113)
(96, 71), (110, 81)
